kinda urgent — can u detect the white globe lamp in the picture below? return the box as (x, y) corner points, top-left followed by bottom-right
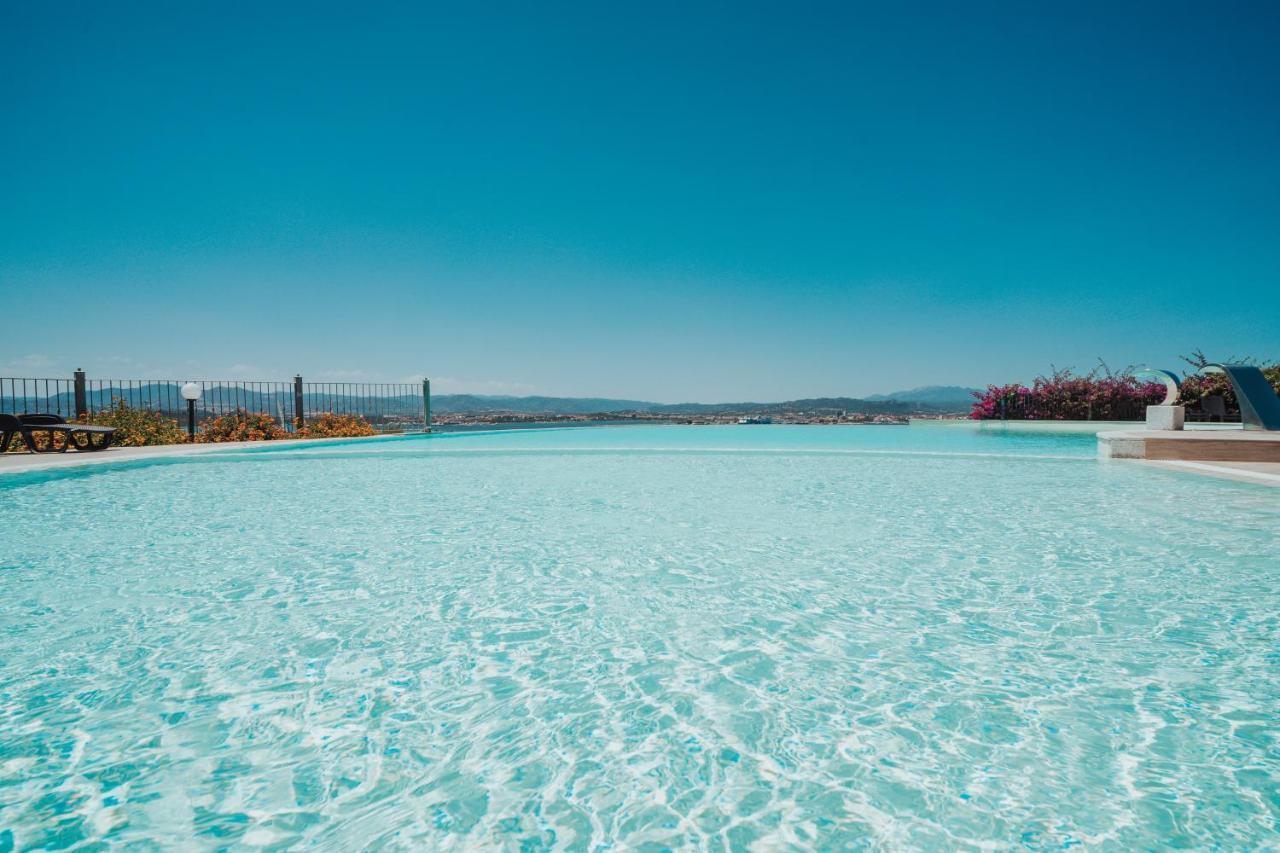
(180, 382), (202, 439)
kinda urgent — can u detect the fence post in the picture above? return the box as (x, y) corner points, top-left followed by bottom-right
(73, 369), (88, 418)
(294, 375), (305, 430)
(423, 378), (431, 432)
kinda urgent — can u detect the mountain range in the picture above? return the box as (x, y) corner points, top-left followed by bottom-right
(863, 385), (981, 407)
(431, 388), (979, 415)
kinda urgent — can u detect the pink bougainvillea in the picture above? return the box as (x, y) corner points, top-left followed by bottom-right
(972, 359), (1280, 421)
(970, 369), (1166, 421)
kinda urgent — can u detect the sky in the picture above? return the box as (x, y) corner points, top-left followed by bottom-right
(2, 1), (1278, 402)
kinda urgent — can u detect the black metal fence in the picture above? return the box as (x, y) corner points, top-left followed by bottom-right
(1, 373), (430, 433)
(989, 396), (1154, 421)
(301, 382), (425, 430)
(0, 378), (76, 419)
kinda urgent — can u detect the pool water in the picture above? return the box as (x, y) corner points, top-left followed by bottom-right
(1, 425), (1278, 848)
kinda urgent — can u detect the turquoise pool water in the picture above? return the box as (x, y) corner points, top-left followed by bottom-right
(1, 424), (1278, 848)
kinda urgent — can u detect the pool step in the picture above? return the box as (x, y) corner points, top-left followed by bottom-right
(1098, 429), (1280, 462)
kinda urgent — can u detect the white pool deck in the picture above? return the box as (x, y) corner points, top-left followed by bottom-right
(0, 434), (398, 476)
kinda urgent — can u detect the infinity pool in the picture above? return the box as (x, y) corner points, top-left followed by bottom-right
(1, 425), (1277, 848)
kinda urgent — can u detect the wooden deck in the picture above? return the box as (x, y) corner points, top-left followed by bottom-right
(1098, 429), (1280, 463)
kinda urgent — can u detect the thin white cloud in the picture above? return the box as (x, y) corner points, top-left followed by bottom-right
(313, 369), (372, 380)
(402, 375), (538, 396)
(0, 354), (54, 375)
(223, 363), (268, 378)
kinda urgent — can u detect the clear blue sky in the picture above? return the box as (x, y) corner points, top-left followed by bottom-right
(2, 1), (1277, 402)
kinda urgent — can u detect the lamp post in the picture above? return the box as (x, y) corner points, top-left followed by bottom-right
(180, 382), (202, 440)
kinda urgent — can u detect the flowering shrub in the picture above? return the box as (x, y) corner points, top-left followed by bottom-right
(297, 413), (376, 438)
(972, 358), (1280, 421)
(971, 368), (1165, 420)
(970, 383), (1030, 420)
(77, 399), (187, 446)
(197, 410), (290, 442)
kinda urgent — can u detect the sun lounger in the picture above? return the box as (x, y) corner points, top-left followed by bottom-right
(1, 413), (74, 453)
(0, 413), (116, 453)
(21, 413), (117, 451)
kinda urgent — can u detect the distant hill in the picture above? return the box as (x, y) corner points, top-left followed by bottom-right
(644, 397), (914, 416)
(433, 394), (951, 415)
(864, 385), (979, 410)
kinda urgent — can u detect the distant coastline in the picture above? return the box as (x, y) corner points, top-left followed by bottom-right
(431, 411), (963, 429)
(430, 387), (979, 419)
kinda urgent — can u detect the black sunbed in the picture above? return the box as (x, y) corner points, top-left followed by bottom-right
(0, 414), (116, 453)
(21, 413), (117, 452)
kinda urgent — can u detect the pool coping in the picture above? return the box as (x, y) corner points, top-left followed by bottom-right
(0, 433), (419, 476)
